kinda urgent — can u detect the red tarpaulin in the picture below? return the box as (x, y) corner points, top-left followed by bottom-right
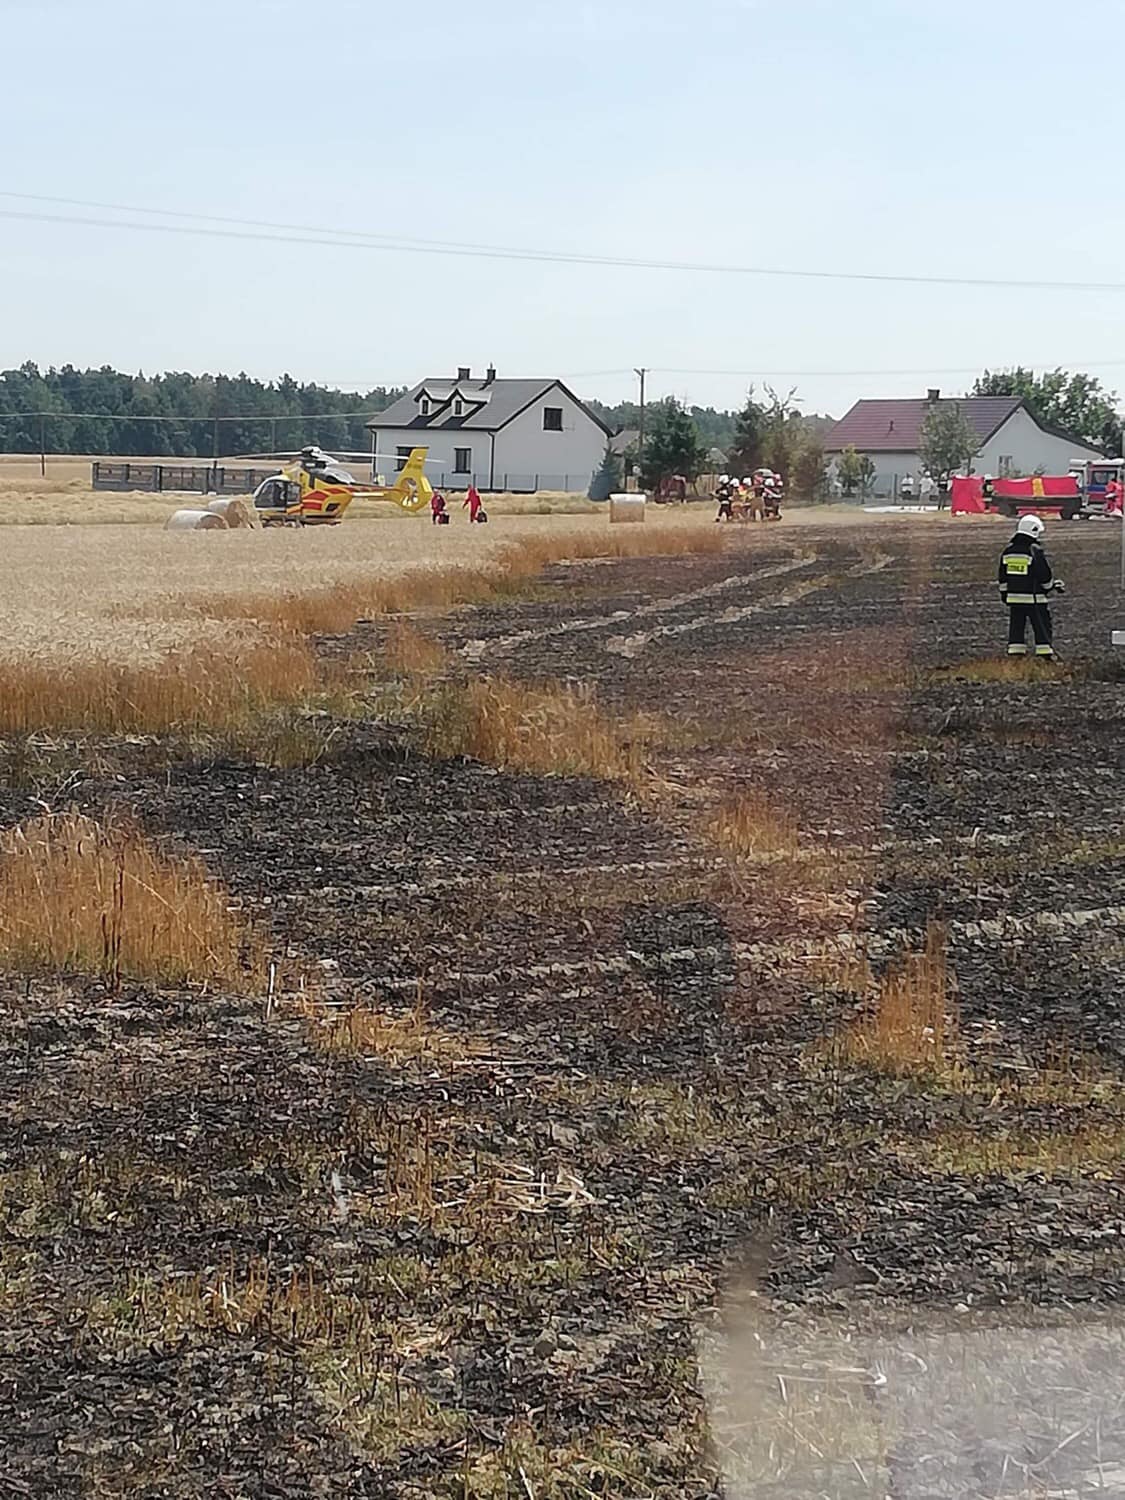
(950, 475), (1079, 515)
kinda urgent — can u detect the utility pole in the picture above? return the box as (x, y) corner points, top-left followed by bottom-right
(635, 367), (647, 490)
(39, 414), (46, 478)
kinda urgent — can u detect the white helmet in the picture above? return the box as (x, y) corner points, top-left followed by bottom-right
(742, 476), (754, 486)
(1016, 514), (1045, 539)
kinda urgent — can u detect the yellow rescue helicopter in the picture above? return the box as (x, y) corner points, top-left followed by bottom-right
(250, 445), (435, 526)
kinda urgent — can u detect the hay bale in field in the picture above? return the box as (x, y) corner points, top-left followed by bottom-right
(165, 508), (228, 531)
(609, 492), (646, 524)
(206, 497), (255, 528)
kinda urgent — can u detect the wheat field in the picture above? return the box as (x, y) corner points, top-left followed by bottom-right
(0, 461), (728, 672)
(0, 456), (603, 525)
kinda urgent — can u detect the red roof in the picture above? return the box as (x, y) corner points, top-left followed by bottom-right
(824, 396), (1022, 454)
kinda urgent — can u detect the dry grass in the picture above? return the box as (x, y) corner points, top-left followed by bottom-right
(833, 926), (957, 1076)
(0, 811), (266, 989)
(813, 945), (875, 996)
(384, 620), (447, 677)
(708, 791), (800, 859)
(0, 511), (725, 684)
(0, 639), (317, 736)
(422, 675), (654, 781)
(87, 1257), (377, 1348)
(306, 992), (480, 1067)
(900, 1121), (1125, 1177)
(206, 565), (508, 635)
(205, 523), (727, 636)
(931, 657), (1067, 684)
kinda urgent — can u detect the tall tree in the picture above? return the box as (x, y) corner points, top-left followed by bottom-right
(760, 386), (804, 484)
(638, 398), (706, 491)
(856, 454), (877, 497)
(790, 440), (829, 503)
(587, 442), (622, 501)
(836, 444), (865, 498)
(973, 367), (1121, 454)
(919, 402), (978, 487)
(726, 388), (766, 476)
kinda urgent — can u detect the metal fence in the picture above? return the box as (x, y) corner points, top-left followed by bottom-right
(93, 460), (602, 499)
(421, 472), (597, 495)
(92, 462), (278, 495)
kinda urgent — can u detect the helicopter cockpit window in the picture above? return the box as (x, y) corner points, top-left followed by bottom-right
(255, 478), (296, 510)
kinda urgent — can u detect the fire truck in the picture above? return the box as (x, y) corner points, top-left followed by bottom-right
(951, 458), (1123, 521)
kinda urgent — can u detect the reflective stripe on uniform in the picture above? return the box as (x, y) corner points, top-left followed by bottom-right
(1003, 555), (1032, 574)
(1005, 593), (1036, 604)
(1008, 644), (1028, 655)
(1035, 645), (1055, 656)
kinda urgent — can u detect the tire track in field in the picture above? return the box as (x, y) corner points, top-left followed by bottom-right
(603, 551), (894, 658)
(459, 552), (815, 662)
(339, 903), (1125, 999)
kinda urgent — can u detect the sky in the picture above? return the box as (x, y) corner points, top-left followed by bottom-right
(4, 0), (1125, 418)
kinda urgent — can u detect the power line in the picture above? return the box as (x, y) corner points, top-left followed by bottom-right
(651, 360), (1125, 377)
(308, 358), (1125, 388)
(0, 409), (378, 423)
(2, 192), (1125, 293)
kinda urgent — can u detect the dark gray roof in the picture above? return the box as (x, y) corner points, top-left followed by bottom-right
(368, 377), (611, 435)
(609, 428), (640, 454)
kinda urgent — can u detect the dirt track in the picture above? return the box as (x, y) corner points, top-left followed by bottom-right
(2, 518), (1125, 1496)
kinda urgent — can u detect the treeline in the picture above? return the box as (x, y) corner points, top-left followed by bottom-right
(0, 363), (405, 457)
(588, 399), (835, 455)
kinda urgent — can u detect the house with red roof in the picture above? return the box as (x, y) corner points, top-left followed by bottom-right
(823, 387), (1104, 498)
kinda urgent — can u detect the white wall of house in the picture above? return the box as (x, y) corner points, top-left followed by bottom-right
(371, 430), (491, 489)
(371, 386), (605, 492)
(825, 452), (916, 498)
(976, 406), (1103, 476)
(491, 386), (605, 492)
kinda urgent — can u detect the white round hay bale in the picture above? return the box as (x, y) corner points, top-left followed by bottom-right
(165, 508), (229, 531)
(207, 497), (255, 528)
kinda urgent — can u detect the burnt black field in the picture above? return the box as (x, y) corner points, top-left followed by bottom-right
(3, 518), (1125, 1497)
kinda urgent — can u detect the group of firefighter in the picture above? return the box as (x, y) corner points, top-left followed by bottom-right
(714, 470), (784, 524)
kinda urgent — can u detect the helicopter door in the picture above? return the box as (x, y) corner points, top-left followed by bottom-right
(254, 478), (301, 513)
(253, 477), (286, 512)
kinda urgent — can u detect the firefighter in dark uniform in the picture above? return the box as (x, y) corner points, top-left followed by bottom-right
(714, 475), (734, 522)
(998, 514), (1065, 658)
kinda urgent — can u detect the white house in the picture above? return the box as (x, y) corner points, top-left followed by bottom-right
(367, 366), (612, 493)
(824, 389), (1105, 498)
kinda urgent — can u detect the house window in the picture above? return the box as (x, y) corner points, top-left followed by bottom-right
(998, 455), (1013, 476)
(395, 446), (412, 473)
(454, 448), (472, 474)
(543, 407), (563, 432)
(453, 399), (464, 417)
(419, 397), (430, 416)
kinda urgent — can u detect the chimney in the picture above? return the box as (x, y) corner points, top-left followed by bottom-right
(927, 387), (940, 403)
(484, 364), (496, 384)
(457, 365), (471, 381)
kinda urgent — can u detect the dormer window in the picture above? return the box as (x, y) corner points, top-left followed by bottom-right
(453, 398), (464, 416)
(419, 397), (430, 416)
